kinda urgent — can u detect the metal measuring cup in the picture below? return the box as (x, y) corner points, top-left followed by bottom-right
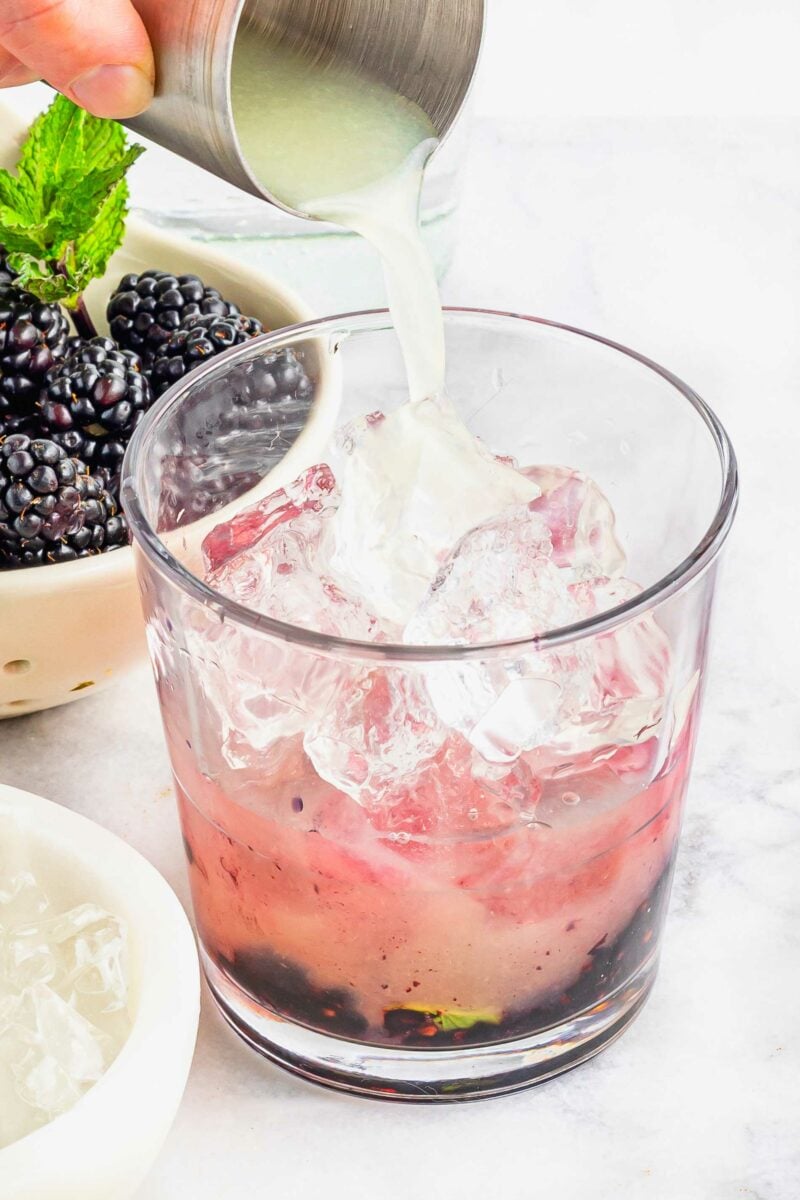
(127, 0), (484, 218)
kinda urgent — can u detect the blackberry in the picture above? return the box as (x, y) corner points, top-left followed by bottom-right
(0, 286), (69, 432)
(149, 312), (264, 397)
(39, 336), (154, 488)
(158, 346), (314, 529)
(218, 947), (368, 1039)
(0, 434), (127, 568)
(107, 270), (242, 362)
(217, 348), (314, 438)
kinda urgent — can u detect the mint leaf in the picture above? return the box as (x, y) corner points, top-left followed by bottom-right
(16, 95), (135, 219)
(6, 254), (77, 304)
(386, 1004), (502, 1033)
(0, 94), (144, 309)
(0, 173), (27, 215)
(0, 209), (46, 257)
(74, 175), (130, 282)
(44, 151), (140, 248)
(431, 1007), (501, 1033)
(16, 94), (84, 218)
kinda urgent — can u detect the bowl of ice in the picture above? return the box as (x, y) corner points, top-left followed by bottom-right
(0, 782), (199, 1199)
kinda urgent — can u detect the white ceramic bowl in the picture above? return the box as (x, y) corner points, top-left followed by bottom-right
(0, 105), (339, 718)
(0, 782), (199, 1200)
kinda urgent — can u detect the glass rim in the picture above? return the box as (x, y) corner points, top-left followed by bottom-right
(122, 307), (739, 663)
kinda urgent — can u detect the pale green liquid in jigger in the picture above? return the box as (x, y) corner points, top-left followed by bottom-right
(231, 35), (445, 403)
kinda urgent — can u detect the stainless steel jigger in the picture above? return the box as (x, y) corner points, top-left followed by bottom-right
(127, 0), (484, 218)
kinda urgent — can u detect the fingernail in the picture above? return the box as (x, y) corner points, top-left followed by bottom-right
(70, 64), (153, 119)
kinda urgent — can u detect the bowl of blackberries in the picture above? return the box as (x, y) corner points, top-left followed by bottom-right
(0, 98), (328, 717)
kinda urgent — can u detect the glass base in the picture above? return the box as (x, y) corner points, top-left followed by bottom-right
(203, 949), (658, 1101)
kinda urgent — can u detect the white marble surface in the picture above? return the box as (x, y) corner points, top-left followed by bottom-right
(2, 116), (799, 1198)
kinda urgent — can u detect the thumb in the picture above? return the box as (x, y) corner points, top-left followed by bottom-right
(0, 0), (154, 118)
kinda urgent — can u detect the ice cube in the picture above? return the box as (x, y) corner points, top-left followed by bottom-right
(403, 507), (668, 765)
(187, 579), (377, 775)
(404, 505), (568, 646)
(400, 505), (581, 763)
(55, 907), (128, 1012)
(562, 575), (672, 751)
(429, 665), (565, 764)
(181, 614), (347, 771)
(367, 738), (541, 841)
(326, 396), (541, 624)
(198, 460), (403, 772)
(2, 926), (57, 991)
(5, 904), (128, 1012)
(205, 461), (394, 641)
(304, 669), (446, 807)
(203, 462), (338, 574)
(3, 984), (108, 1116)
(524, 464), (626, 578)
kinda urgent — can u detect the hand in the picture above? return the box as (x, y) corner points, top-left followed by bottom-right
(0, 0), (154, 118)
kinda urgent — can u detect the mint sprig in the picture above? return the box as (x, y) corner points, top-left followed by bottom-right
(386, 1003), (502, 1033)
(0, 94), (144, 325)
(430, 1006), (501, 1033)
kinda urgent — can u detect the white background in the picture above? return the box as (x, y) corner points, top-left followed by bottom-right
(475, 0), (800, 116)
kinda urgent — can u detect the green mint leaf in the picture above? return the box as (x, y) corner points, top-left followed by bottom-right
(12, 250), (97, 305)
(431, 1007), (501, 1033)
(46, 149), (142, 246)
(0, 212), (49, 258)
(0, 160), (40, 230)
(18, 95), (95, 215)
(0, 173), (26, 213)
(15, 96), (75, 217)
(386, 1004), (502, 1033)
(8, 254), (75, 303)
(0, 94), (144, 307)
(73, 177), (131, 289)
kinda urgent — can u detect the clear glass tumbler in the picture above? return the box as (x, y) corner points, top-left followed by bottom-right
(123, 310), (738, 1100)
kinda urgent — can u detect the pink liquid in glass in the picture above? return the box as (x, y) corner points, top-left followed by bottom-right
(171, 714), (692, 1047)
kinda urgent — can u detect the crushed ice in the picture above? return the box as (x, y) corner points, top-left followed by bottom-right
(196, 396), (674, 809)
(0, 818), (130, 1149)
